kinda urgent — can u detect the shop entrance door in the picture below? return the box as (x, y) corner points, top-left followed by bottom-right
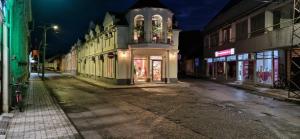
(152, 60), (162, 82)
(134, 59), (147, 82)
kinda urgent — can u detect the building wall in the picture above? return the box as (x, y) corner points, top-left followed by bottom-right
(203, 0), (295, 86)
(74, 7), (180, 85)
(1, 0), (32, 112)
(204, 1), (294, 58)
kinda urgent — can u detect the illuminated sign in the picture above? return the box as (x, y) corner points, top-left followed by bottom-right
(215, 48), (235, 57)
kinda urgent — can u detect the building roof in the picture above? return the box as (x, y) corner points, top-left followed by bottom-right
(204, 0), (270, 32)
(108, 11), (128, 25)
(129, 0), (168, 9)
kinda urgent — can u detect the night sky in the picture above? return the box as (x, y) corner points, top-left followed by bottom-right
(32, 0), (229, 58)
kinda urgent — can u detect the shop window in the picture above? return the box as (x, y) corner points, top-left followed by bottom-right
(256, 51), (277, 85)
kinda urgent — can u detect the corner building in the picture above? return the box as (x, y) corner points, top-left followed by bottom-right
(77, 0), (180, 85)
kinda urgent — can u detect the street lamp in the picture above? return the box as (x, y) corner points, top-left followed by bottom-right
(37, 24), (59, 80)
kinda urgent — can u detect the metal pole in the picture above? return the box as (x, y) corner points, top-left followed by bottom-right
(42, 27), (47, 80)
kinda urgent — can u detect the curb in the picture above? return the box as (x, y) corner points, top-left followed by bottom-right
(73, 76), (189, 90)
(226, 84), (300, 105)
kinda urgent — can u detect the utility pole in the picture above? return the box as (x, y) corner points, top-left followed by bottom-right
(37, 25), (59, 80)
(42, 27), (47, 80)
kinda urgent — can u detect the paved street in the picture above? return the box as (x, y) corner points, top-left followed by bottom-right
(6, 73), (80, 139)
(45, 73), (300, 139)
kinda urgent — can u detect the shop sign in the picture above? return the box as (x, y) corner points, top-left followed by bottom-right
(226, 55), (236, 61)
(214, 57), (226, 62)
(215, 48), (235, 57)
(207, 58), (213, 63)
(238, 54), (248, 61)
(108, 52), (114, 59)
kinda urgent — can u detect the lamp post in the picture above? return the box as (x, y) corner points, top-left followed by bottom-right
(38, 24), (59, 80)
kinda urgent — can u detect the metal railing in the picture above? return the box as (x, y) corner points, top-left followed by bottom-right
(131, 32), (174, 45)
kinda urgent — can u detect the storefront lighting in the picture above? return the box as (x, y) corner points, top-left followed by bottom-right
(170, 52), (177, 59)
(119, 50), (128, 58)
(215, 48), (235, 57)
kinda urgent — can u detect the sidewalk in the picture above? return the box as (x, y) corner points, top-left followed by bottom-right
(5, 74), (81, 139)
(226, 81), (300, 104)
(73, 75), (190, 89)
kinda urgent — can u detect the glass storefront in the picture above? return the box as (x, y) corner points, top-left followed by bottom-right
(237, 54), (249, 81)
(256, 50), (278, 85)
(134, 59), (147, 82)
(206, 50), (280, 85)
(134, 56), (163, 82)
(152, 60), (162, 81)
(214, 57), (226, 78)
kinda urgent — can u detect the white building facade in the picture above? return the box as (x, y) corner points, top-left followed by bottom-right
(76, 0), (180, 85)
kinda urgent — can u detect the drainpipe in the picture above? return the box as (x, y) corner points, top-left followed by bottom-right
(3, 23), (9, 112)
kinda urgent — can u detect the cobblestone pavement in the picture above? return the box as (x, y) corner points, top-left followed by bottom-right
(45, 73), (300, 139)
(6, 74), (81, 139)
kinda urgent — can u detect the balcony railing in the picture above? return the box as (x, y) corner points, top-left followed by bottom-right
(131, 32), (174, 45)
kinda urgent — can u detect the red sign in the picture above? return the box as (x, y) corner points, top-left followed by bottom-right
(32, 50), (39, 57)
(215, 48), (235, 57)
(108, 52), (114, 59)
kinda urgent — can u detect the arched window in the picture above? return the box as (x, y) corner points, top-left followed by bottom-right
(152, 15), (163, 43)
(134, 15), (145, 42)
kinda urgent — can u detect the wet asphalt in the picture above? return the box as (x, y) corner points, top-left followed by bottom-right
(44, 73), (300, 139)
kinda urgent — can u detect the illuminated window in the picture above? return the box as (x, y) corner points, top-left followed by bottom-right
(134, 15), (144, 42)
(167, 18), (173, 44)
(152, 15), (163, 43)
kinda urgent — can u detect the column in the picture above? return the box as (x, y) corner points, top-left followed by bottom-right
(130, 49), (135, 84)
(247, 17), (251, 38)
(3, 24), (9, 112)
(265, 10), (273, 31)
(147, 56), (151, 82)
(145, 13), (151, 43)
(231, 22), (236, 42)
(163, 16), (168, 43)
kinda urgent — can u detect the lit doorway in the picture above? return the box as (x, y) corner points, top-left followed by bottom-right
(152, 60), (162, 82)
(134, 59), (147, 82)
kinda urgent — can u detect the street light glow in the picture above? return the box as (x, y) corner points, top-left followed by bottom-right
(53, 25), (59, 30)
